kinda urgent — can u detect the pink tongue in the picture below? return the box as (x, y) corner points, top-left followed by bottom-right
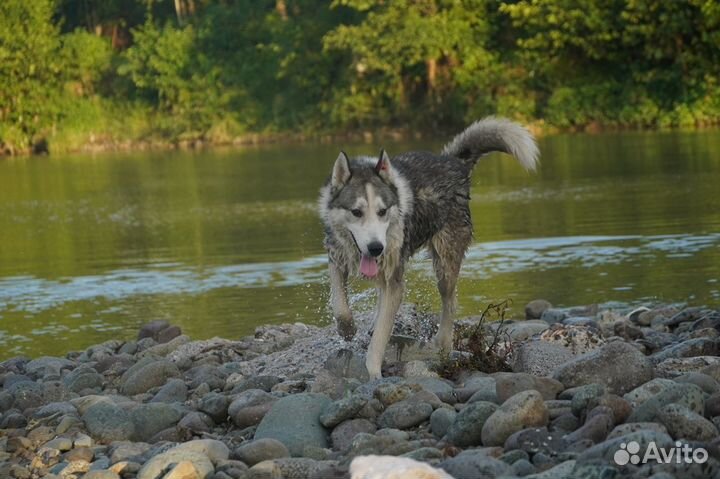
(360, 255), (379, 278)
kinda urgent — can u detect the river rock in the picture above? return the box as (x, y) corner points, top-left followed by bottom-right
(406, 377), (456, 404)
(430, 408), (456, 438)
(185, 364), (227, 391)
(151, 378), (188, 403)
(198, 392), (230, 423)
(319, 395), (366, 428)
(230, 375), (282, 394)
(651, 338), (719, 364)
(83, 472), (121, 479)
(562, 411), (613, 444)
(121, 360), (180, 396)
(254, 393), (331, 456)
(495, 373), (563, 402)
(628, 383), (705, 422)
(351, 455), (453, 479)
(82, 402), (135, 443)
(622, 378), (675, 407)
(137, 451), (213, 479)
(130, 402), (183, 442)
(331, 419), (377, 452)
(438, 450), (510, 479)
(228, 389), (277, 428)
(606, 422), (668, 440)
(512, 340), (575, 377)
(444, 401), (498, 447)
(654, 356), (720, 378)
(481, 390), (549, 446)
(247, 457), (335, 479)
(33, 401), (77, 419)
(161, 461), (201, 479)
(526, 300), (552, 319)
(553, 341), (653, 394)
(25, 357), (76, 379)
(498, 320), (549, 341)
(62, 366), (103, 393)
(674, 371), (720, 394)
(539, 324), (605, 354)
(504, 427), (567, 456)
(378, 400), (433, 430)
(234, 438), (290, 466)
(324, 349), (369, 381)
(540, 309), (567, 324)
(576, 429), (674, 464)
(656, 403), (718, 441)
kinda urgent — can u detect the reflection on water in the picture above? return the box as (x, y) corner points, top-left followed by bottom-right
(1, 130), (719, 358)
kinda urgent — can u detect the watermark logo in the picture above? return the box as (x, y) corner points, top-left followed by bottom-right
(614, 441), (708, 466)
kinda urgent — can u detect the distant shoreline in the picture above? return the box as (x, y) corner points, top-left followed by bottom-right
(5, 121), (720, 157)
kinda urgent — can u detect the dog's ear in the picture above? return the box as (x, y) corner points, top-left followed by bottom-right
(332, 151), (351, 188)
(375, 149), (391, 181)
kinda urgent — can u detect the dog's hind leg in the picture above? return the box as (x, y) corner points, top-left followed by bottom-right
(366, 272), (404, 379)
(329, 258), (356, 340)
(431, 225), (472, 351)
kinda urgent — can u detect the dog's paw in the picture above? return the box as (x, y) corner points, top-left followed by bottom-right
(431, 332), (453, 352)
(336, 317), (357, 341)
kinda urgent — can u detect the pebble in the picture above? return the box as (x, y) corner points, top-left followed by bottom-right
(121, 360), (181, 396)
(330, 418), (377, 452)
(481, 390), (549, 446)
(234, 438), (290, 466)
(319, 394), (366, 428)
(444, 401), (498, 447)
(378, 399), (433, 430)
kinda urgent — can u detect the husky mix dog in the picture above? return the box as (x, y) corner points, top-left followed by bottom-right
(319, 117), (539, 379)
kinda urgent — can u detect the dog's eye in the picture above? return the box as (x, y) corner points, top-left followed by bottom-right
(351, 209), (363, 218)
(378, 208), (387, 217)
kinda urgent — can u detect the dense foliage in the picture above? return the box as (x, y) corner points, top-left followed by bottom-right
(1, 0), (719, 153)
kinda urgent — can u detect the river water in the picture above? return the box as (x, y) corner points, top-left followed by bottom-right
(1, 130), (719, 358)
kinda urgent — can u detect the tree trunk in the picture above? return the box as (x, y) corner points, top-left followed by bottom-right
(276, 0), (288, 20)
(174, 0), (186, 24)
(426, 58), (437, 94)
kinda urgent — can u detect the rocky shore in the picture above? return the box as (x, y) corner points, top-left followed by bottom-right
(1, 301), (720, 479)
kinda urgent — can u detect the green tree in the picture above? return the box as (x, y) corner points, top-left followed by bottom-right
(0, 0), (63, 153)
(324, 0), (501, 127)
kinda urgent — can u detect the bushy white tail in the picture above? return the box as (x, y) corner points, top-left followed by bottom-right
(441, 117), (539, 171)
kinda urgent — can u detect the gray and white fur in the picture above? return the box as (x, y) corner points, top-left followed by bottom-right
(319, 117), (539, 379)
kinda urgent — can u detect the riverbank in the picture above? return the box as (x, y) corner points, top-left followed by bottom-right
(1, 301), (719, 478)
(6, 116), (720, 158)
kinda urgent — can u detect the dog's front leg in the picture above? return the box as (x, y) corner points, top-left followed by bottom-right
(329, 258), (355, 340)
(366, 274), (404, 380)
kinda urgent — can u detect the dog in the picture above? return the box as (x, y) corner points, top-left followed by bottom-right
(319, 117), (539, 379)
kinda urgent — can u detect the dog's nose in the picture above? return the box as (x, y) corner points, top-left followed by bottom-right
(367, 242), (384, 257)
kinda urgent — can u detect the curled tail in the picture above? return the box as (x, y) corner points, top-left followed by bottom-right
(441, 117), (539, 171)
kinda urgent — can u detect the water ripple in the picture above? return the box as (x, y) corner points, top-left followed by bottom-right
(1, 233), (718, 314)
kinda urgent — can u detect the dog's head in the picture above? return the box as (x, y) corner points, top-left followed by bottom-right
(323, 150), (406, 278)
